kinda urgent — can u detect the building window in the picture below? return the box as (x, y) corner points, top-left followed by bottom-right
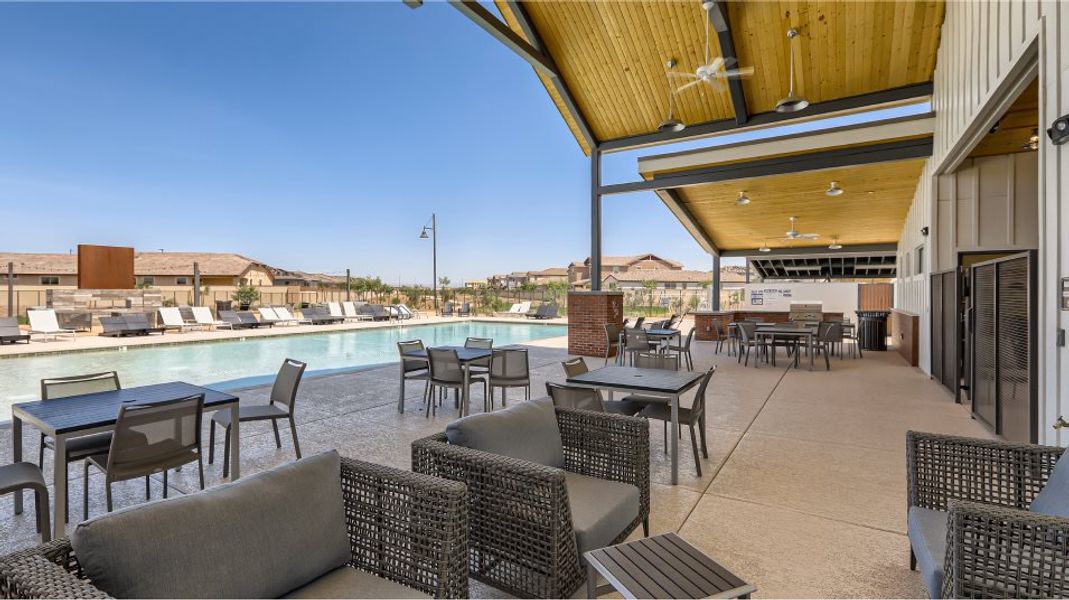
(140, 276), (155, 286)
(40, 276), (59, 286)
(176, 277), (189, 285)
(915, 245), (925, 275)
(664, 282), (677, 289)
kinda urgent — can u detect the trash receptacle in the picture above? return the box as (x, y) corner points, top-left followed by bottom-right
(855, 310), (890, 351)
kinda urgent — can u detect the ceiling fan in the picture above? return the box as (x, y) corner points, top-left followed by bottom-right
(778, 216), (820, 241)
(668, 1), (754, 95)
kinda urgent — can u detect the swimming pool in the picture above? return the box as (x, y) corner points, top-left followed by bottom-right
(0, 321), (566, 417)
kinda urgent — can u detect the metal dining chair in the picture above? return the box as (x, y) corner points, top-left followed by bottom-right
(209, 358), (306, 477)
(426, 348), (488, 417)
(623, 328), (653, 365)
(39, 371), (121, 522)
(603, 323), (623, 365)
(545, 382), (603, 412)
(464, 337), (494, 375)
(0, 463), (50, 542)
(812, 321), (843, 371)
(633, 316), (645, 329)
(488, 348), (530, 409)
(83, 394), (205, 519)
(561, 356), (590, 377)
(397, 340), (430, 413)
(736, 322), (764, 367)
(636, 366), (716, 477)
(668, 328), (696, 371)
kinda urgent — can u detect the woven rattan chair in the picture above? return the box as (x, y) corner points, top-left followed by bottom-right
(82, 394), (205, 519)
(426, 348), (487, 417)
(906, 431), (1069, 598)
(0, 456), (470, 599)
(397, 339), (430, 413)
(412, 406), (649, 598)
(39, 372), (121, 523)
(636, 366), (715, 476)
(488, 348), (530, 407)
(209, 358), (306, 477)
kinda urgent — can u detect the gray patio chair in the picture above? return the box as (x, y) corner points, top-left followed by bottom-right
(556, 358), (643, 416)
(0, 317), (30, 345)
(441, 301), (454, 317)
(668, 327), (696, 371)
(397, 339), (430, 413)
(906, 431), (1069, 598)
(0, 463), (50, 542)
(488, 348), (530, 408)
(713, 319), (734, 355)
(545, 381), (603, 411)
(122, 313), (165, 335)
(463, 337), (493, 375)
(412, 399), (650, 598)
(633, 316), (645, 329)
(39, 372), (121, 523)
(458, 302), (472, 317)
(842, 319), (863, 358)
(812, 321), (842, 371)
(218, 310), (254, 329)
(83, 394), (205, 519)
(622, 327), (653, 365)
(98, 316), (131, 338)
(736, 321), (764, 367)
(561, 356), (589, 378)
(636, 365), (715, 476)
(209, 358), (306, 477)
(603, 322), (623, 365)
(426, 348), (487, 417)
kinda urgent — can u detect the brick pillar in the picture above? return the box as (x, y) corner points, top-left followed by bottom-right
(567, 291), (623, 357)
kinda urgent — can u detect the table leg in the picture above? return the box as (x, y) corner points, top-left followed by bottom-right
(671, 394), (680, 485)
(229, 403), (241, 479)
(586, 564), (597, 598)
(12, 416), (23, 514)
(462, 365), (471, 417)
(398, 368), (405, 413)
(52, 436), (67, 539)
(809, 333), (815, 371)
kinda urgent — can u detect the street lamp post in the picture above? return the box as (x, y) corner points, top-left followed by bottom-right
(420, 214), (438, 312)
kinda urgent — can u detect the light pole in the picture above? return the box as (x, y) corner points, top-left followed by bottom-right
(420, 214), (438, 311)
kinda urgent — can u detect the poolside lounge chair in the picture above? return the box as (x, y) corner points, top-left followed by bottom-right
(327, 302), (349, 322)
(358, 304), (391, 321)
(27, 309), (76, 342)
(441, 301), (454, 317)
(458, 302), (472, 317)
(237, 311), (269, 328)
(99, 316), (133, 337)
(158, 307), (203, 332)
(527, 303), (559, 320)
(123, 313), (165, 335)
(499, 301), (531, 318)
(302, 306), (343, 325)
(258, 307), (284, 326)
(341, 301), (372, 322)
(271, 306), (301, 326)
(191, 306), (232, 330)
(217, 310), (256, 329)
(397, 304), (420, 319)
(0, 317), (29, 344)
(495, 303), (523, 317)
(384, 305), (401, 320)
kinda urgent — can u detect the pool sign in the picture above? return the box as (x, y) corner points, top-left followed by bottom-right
(750, 292), (763, 305)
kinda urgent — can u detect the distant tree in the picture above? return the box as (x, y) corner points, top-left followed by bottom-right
(544, 280), (568, 304)
(640, 280), (658, 312)
(687, 294), (701, 312)
(438, 276), (451, 289)
(232, 282), (261, 307)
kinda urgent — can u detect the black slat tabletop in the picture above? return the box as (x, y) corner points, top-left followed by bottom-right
(404, 346), (492, 363)
(567, 366), (703, 394)
(586, 532), (755, 599)
(12, 381), (238, 435)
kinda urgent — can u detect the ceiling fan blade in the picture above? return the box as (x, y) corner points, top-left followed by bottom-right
(721, 66), (754, 77)
(709, 57), (725, 72)
(798, 233), (821, 239)
(667, 71), (699, 80)
(674, 79), (704, 94)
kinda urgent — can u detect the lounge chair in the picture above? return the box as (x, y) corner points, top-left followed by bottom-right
(397, 303), (420, 319)
(158, 307), (202, 332)
(27, 309), (76, 342)
(218, 310), (256, 329)
(301, 306), (343, 325)
(458, 302), (472, 317)
(358, 304), (391, 321)
(123, 313), (165, 335)
(258, 307), (284, 326)
(99, 316), (133, 337)
(498, 301), (530, 318)
(191, 306), (232, 330)
(341, 301), (371, 322)
(441, 301), (454, 317)
(237, 311), (269, 328)
(495, 303), (523, 317)
(327, 302), (350, 322)
(271, 306), (301, 326)
(526, 303), (559, 320)
(0, 317), (29, 344)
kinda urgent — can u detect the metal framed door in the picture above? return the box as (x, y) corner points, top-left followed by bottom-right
(930, 269), (960, 399)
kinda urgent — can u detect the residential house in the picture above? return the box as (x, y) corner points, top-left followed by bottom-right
(0, 251), (275, 287)
(569, 253), (683, 287)
(272, 268), (345, 288)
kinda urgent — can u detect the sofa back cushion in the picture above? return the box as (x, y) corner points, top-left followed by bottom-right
(1030, 450), (1069, 518)
(446, 397), (564, 468)
(71, 451), (351, 599)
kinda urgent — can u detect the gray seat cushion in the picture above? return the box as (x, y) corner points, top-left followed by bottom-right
(565, 472), (640, 557)
(446, 397), (564, 468)
(71, 451), (351, 599)
(1030, 451), (1069, 518)
(908, 506), (947, 599)
(283, 566), (428, 599)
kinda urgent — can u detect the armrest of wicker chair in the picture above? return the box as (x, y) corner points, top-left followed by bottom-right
(339, 456), (469, 599)
(907, 431), (1064, 511)
(411, 432), (580, 598)
(943, 500), (1069, 598)
(556, 406), (650, 524)
(0, 542), (109, 599)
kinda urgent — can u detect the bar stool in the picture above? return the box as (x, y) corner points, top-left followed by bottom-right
(1, 462), (51, 542)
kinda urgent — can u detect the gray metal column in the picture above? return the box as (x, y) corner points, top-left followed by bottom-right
(591, 147), (602, 291)
(193, 262), (201, 306)
(711, 254), (721, 311)
(6, 262), (13, 317)
(745, 258), (751, 283)
(346, 269), (351, 301)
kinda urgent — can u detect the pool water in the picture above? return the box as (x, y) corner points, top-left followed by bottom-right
(0, 322), (566, 417)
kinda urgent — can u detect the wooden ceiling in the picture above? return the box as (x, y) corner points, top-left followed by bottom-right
(674, 157), (927, 250)
(967, 78), (1039, 159)
(495, 1), (945, 154)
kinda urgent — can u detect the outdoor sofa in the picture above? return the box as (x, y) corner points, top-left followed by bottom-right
(412, 398), (649, 598)
(0, 451), (469, 599)
(907, 431), (1069, 598)
(0, 318), (29, 345)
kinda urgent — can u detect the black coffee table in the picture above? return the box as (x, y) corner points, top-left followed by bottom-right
(585, 532), (755, 599)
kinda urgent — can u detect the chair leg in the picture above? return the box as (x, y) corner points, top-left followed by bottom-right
(288, 416), (301, 460)
(698, 421), (709, 458)
(34, 488), (50, 543)
(38, 433), (46, 468)
(689, 424), (702, 478)
(222, 426), (231, 479)
(145, 475), (151, 500)
(198, 456), (206, 490)
(105, 482), (113, 513)
(909, 547), (916, 571)
(162, 470), (168, 499)
(271, 420), (282, 449)
(642, 518), (649, 537)
(83, 462), (91, 521)
(824, 345), (831, 371)
(208, 419), (216, 464)
(663, 420), (668, 454)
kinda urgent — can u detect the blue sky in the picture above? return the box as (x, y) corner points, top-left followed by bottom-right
(0, 2), (926, 285)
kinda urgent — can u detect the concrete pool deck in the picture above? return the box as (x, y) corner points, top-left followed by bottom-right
(0, 315), (568, 358)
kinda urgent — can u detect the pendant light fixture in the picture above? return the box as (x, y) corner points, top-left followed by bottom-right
(825, 181), (844, 196)
(828, 238), (843, 250)
(658, 59), (686, 133)
(735, 191), (751, 206)
(775, 28), (809, 113)
(1024, 128), (1040, 151)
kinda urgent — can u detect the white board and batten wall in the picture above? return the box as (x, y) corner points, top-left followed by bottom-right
(895, 0), (1068, 444)
(725, 283), (862, 316)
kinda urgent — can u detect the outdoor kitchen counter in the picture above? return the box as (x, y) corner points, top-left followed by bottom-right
(691, 310), (846, 341)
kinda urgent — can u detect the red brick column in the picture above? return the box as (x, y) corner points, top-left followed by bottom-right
(567, 291), (623, 357)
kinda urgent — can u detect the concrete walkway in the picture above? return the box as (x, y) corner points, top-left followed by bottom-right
(0, 331), (989, 597)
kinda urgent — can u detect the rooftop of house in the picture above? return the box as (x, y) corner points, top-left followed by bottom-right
(569, 253), (684, 269)
(0, 251), (270, 277)
(602, 269), (713, 283)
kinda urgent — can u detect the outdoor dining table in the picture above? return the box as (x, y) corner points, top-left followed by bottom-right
(644, 328), (681, 346)
(10, 381), (240, 538)
(566, 365), (704, 485)
(755, 325), (817, 371)
(403, 346), (492, 417)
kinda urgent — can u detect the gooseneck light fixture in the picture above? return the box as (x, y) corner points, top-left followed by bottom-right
(826, 181), (844, 196)
(419, 214), (438, 311)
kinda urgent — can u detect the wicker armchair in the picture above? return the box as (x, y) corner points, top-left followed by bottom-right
(907, 431), (1069, 598)
(0, 457), (470, 599)
(412, 406), (650, 599)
